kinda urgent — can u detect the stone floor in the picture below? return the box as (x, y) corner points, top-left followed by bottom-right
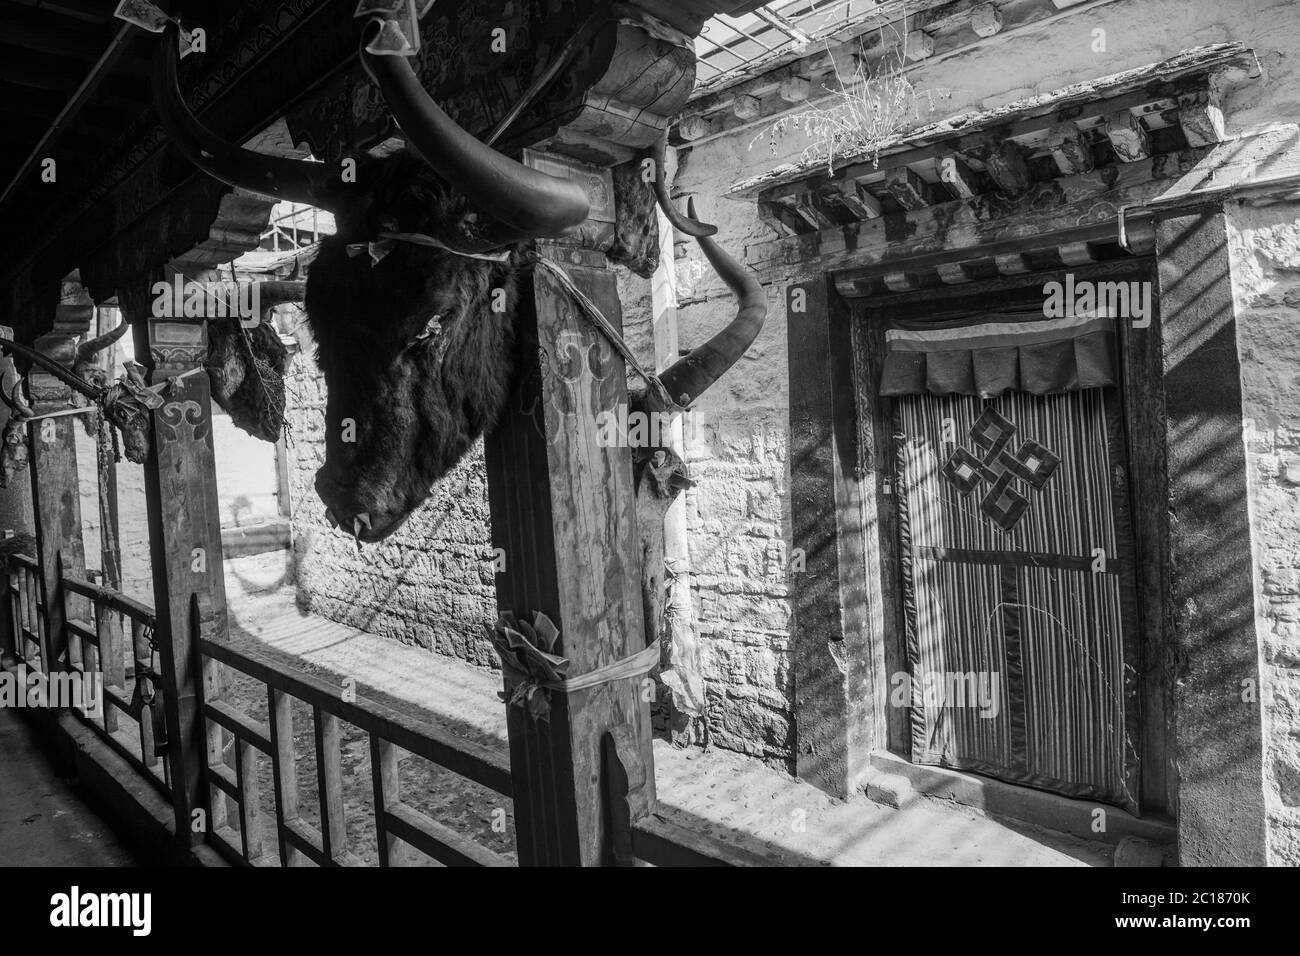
(220, 551), (1113, 867)
(0, 707), (139, 867)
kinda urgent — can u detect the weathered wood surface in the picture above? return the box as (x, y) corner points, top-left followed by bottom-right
(728, 42), (1256, 197)
(128, 304), (228, 848)
(484, 250), (654, 866)
(26, 334), (88, 674)
(786, 279), (873, 795)
(748, 129), (1300, 283)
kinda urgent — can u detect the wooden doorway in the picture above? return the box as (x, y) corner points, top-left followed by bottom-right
(854, 264), (1166, 816)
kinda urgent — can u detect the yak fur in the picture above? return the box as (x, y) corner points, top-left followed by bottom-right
(304, 151), (524, 542)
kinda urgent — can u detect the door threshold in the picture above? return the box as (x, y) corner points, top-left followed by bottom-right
(867, 750), (1174, 854)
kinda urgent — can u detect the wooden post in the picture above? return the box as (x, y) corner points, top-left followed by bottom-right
(1155, 209), (1268, 865)
(26, 333), (89, 675)
(126, 282), (228, 848)
(484, 237), (655, 866)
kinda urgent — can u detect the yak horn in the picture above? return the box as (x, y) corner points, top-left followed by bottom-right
(153, 23), (339, 210)
(75, 318), (131, 365)
(0, 339), (105, 403)
(0, 379), (33, 419)
(649, 132), (717, 238)
(359, 22), (589, 243)
(655, 199), (767, 409)
(255, 280), (308, 308)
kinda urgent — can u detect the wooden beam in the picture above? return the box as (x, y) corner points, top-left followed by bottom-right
(971, 2), (1004, 37)
(750, 132), (1297, 279)
(1057, 241), (1098, 265)
(829, 179), (883, 220)
(1102, 109), (1151, 163)
(1178, 89), (1226, 147)
(778, 76), (811, 103)
(732, 93), (761, 120)
(1044, 122), (1095, 175)
(937, 155), (980, 198)
(885, 165), (933, 210)
(904, 30), (935, 61)
(955, 134), (1033, 196)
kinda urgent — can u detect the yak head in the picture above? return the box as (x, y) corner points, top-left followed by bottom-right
(152, 21), (765, 543)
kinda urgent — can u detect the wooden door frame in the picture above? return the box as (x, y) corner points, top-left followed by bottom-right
(852, 260), (1169, 816)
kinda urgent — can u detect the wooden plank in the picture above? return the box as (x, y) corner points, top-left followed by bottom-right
(97, 601), (123, 734)
(206, 761), (239, 799)
(483, 249), (655, 866)
(314, 707), (346, 860)
(384, 803), (513, 867)
(630, 808), (771, 867)
(1117, 267), (1172, 816)
(200, 637), (512, 796)
(370, 735), (407, 867)
(267, 686), (304, 866)
(203, 698), (272, 753)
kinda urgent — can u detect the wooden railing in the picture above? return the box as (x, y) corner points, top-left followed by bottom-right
(6, 548), (752, 867)
(60, 572), (170, 795)
(196, 634), (515, 867)
(3, 553), (45, 672)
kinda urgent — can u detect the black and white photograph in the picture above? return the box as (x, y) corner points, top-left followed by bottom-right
(0, 0), (1293, 928)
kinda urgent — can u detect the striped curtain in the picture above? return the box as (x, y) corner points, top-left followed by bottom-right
(896, 389), (1135, 809)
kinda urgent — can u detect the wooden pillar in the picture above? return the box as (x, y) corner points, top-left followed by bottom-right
(26, 333), (88, 674)
(126, 282), (228, 847)
(484, 239), (655, 866)
(1155, 209), (1268, 865)
(785, 277), (872, 797)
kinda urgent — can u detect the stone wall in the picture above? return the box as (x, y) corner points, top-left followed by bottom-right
(283, 316), (500, 669)
(1228, 199), (1300, 866)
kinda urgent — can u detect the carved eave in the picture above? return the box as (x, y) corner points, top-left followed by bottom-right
(724, 44), (1289, 292)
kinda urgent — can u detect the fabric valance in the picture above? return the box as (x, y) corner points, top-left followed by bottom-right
(879, 312), (1117, 398)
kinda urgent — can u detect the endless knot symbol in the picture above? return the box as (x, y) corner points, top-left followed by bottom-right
(940, 407), (1060, 532)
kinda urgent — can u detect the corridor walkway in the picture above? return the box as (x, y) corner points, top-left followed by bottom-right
(0, 707), (138, 867)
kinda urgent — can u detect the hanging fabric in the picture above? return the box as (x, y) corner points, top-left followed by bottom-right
(879, 311), (1117, 398)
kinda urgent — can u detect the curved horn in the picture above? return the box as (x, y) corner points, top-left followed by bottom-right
(655, 199), (767, 409)
(0, 340), (104, 402)
(649, 132), (717, 238)
(255, 280), (308, 308)
(75, 318), (131, 365)
(359, 23), (589, 242)
(152, 23), (339, 209)
(0, 378), (33, 419)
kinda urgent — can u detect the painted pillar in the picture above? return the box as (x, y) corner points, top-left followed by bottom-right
(484, 158), (655, 866)
(125, 278), (229, 848)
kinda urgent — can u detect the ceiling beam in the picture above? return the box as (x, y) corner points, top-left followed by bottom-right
(0, 5), (114, 60)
